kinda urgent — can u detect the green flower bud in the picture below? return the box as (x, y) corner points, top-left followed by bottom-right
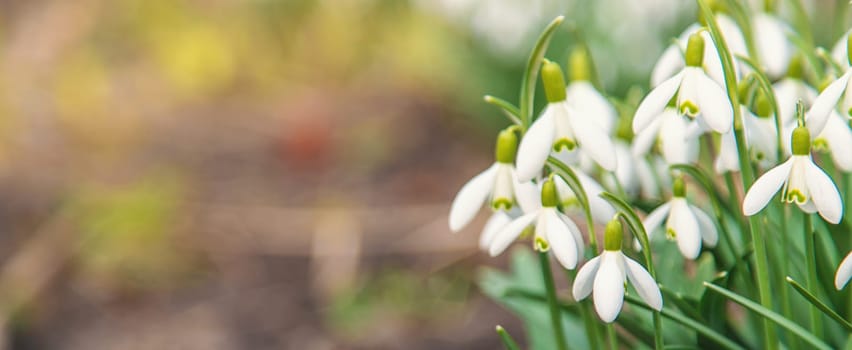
(673, 176), (686, 197)
(685, 33), (705, 67)
(604, 218), (623, 251)
(791, 126), (810, 155)
(541, 59), (567, 103)
(754, 92), (772, 118)
(786, 55), (804, 80)
(569, 46), (592, 82)
(495, 129), (519, 164)
(541, 177), (560, 208)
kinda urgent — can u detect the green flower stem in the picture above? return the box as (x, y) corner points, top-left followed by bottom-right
(496, 325), (521, 350)
(776, 207), (799, 349)
(578, 298), (603, 350)
(696, 1), (778, 348)
(606, 323), (618, 350)
(803, 214), (824, 338)
(539, 252), (569, 350)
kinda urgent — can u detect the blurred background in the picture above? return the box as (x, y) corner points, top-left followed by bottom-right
(0, 0), (842, 349)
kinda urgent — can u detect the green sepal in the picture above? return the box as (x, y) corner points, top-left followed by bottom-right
(541, 177), (560, 208)
(541, 59), (567, 103)
(791, 126), (810, 155)
(685, 33), (705, 67)
(604, 219), (624, 251)
(495, 129), (519, 163)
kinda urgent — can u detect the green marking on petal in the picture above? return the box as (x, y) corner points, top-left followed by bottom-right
(785, 189), (806, 204)
(813, 138), (829, 152)
(679, 100), (699, 116)
(666, 228), (677, 240)
(534, 235), (550, 252)
(553, 138), (577, 152)
(492, 198), (514, 211)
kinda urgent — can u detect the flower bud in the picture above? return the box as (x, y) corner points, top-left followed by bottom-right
(495, 129), (518, 164)
(754, 91), (772, 118)
(604, 218), (623, 251)
(791, 126), (810, 155)
(541, 60), (567, 103)
(786, 55), (804, 80)
(568, 46), (592, 82)
(672, 176), (686, 198)
(685, 33), (705, 67)
(541, 177), (560, 208)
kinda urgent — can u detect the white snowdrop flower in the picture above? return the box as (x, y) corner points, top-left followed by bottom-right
(836, 250), (852, 290)
(808, 35), (852, 132)
(632, 107), (700, 165)
(489, 178), (585, 270)
(715, 106), (778, 173)
(478, 210), (515, 251)
(565, 47), (618, 135)
(650, 13), (747, 88)
(516, 60), (617, 182)
(573, 219), (662, 323)
(634, 33), (734, 137)
(552, 169), (616, 225)
(752, 12), (792, 79)
(449, 129), (539, 232)
(640, 177), (718, 259)
(781, 108), (852, 171)
(743, 126), (843, 223)
(830, 29), (852, 70)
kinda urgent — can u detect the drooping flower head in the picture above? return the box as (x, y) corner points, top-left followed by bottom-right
(573, 219), (662, 323)
(449, 129), (539, 233)
(743, 126), (843, 223)
(641, 177), (718, 259)
(489, 177), (585, 270)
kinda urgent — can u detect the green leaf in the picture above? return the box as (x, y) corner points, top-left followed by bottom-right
(484, 95), (522, 126)
(703, 282), (833, 350)
(496, 325), (522, 350)
(624, 294), (746, 350)
(547, 157), (597, 250)
(785, 276), (852, 331)
(519, 16), (564, 129)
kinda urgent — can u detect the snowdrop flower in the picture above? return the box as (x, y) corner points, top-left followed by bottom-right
(836, 250), (852, 290)
(573, 219), (663, 323)
(553, 171), (615, 225)
(651, 14), (747, 87)
(489, 178), (585, 270)
(640, 177), (718, 259)
(632, 107), (700, 165)
(743, 126), (843, 223)
(773, 58), (816, 125)
(634, 33), (733, 137)
(752, 12), (792, 79)
(449, 129), (539, 232)
(565, 47), (618, 134)
(808, 35), (852, 130)
(831, 29), (852, 70)
(715, 105), (778, 173)
(516, 60), (617, 182)
(478, 210), (515, 251)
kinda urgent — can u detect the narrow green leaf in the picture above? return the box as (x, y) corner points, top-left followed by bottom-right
(624, 295), (746, 350)
(496, 325), (522, 350)
(785, 276), (852, 331)
(547, 157), (598, 250)
(484, 95), (523, 126)
(703, 282), (833, 350)
(519, 16), (564, 129)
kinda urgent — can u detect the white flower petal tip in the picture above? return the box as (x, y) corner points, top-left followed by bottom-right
(805, 161), (843, 224)
(624, 257), (663, 311)
(742, 159), (794, 216)
(593, 253), (626, 323)
(696, 73), (733, 133)
(573, 256), (602, 300)
(546, 210), (580, 270)
(835, 251), (852, 290)
(634, 73), (683, 133)
(488, 213), (537, 257)
(516, 111), (556, 182)
(808, 71), (851, 136)
(449, 164), (499, 232)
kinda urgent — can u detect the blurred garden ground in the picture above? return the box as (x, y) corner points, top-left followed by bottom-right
(0, 0), (842, 349)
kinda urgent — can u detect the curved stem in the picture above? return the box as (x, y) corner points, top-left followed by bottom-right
(539, 252), (569, 350)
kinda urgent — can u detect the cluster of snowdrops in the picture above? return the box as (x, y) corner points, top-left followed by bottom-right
(449, 2), (852, 349)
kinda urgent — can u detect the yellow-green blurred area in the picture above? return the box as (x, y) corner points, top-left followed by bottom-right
(0, 0), (843, 349)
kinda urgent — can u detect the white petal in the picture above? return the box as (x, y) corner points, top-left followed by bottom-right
(634, 72), (684, 133)
(659, 111), (698, 164)
(511, 168), (541, 213)
(835, 251), (852, 290)
(831, 29), (852, 69)
(545, 210), (580, 269)
(696, 72), (734, 133)
(820, 114), (852, 171)
(567, 105), (618, 171)
(714, 130), (740, 173)
(449, 164), (499, 231)
(624, 255), (663, 311)
(576, 170), (617, 224)
(807, 71), (851, 137)
(479, 211), (512, 251)
(669, 199), (703, 259)
(566, 81), (617, 133)
(804, 160), (843, 224)
(690, 204), (718, 247)
(632, 117), (662, 157)
(573, 255), (601, 300)
(516, 108), (556, 182)
(651, 45), (686, 87)
(489, 212), (538, 256)
(614, 142), (640, 196)
(636, 157), (662, 199)
(558, 212), (586, 260)
(743, 159), (794, 216)
(593, 252), (626, 323)
(754, 14), (791, 79)
(642, 202), (672, 241)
